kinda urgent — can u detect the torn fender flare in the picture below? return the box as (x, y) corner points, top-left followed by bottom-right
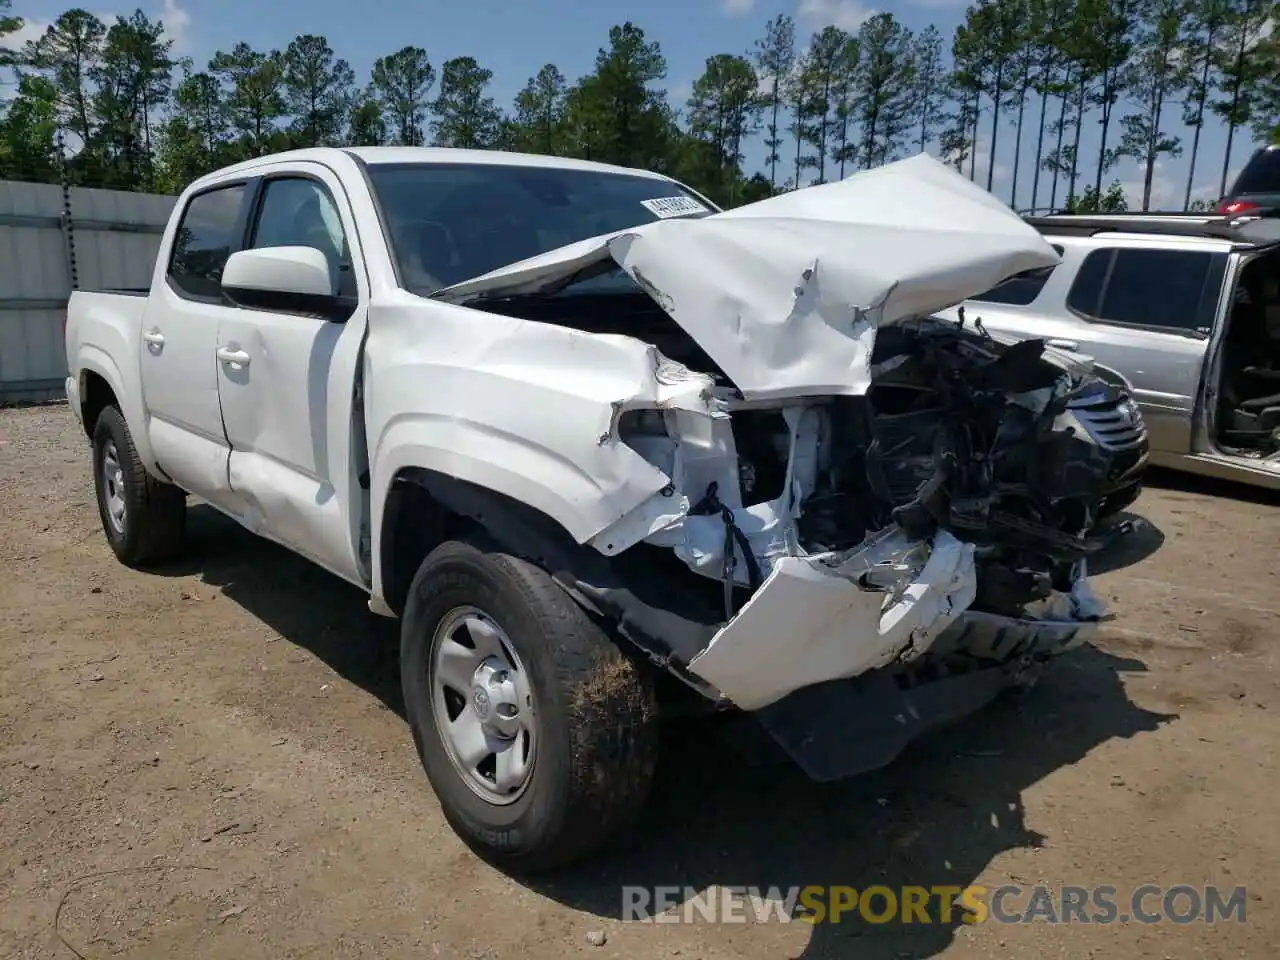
(684, 529), (979, 711)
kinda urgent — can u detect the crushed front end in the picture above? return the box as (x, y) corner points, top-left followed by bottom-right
(606, 316), (1148, 780)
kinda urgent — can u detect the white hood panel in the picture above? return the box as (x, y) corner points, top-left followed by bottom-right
(436, 154), (1061, 399)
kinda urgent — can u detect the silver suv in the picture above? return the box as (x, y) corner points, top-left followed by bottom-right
(935, 213), (1280, 491)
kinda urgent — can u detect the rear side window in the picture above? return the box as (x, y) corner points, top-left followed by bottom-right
(168, 184), (247, 300)
(970, 244), (1065, 305)
(1232, 148), (1280, 195)
(1067, 247), (1226, 334)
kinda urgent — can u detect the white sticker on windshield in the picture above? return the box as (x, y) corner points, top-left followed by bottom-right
(641, 196), (710, 219)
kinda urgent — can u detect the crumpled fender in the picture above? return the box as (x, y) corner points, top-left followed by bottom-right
(363, 298), (717, 605)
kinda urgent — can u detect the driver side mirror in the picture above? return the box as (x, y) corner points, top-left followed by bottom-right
(221, 246), (353, 322)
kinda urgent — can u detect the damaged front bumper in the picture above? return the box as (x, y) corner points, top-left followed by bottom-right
(684, 524), (1106, 712)
(692, 528), (1109, 782)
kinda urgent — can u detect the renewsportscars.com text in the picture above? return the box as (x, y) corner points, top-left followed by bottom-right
(621, 884), (1248, 925)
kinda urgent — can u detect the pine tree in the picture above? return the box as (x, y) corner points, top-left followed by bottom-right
(371, 47), (434, 146)
(510, 64), (567, 155)
(1029, 0), (1074, 212)
(855, 13), (915, 170)
(23, 9), (106, 157)
(1211, 0), (1274, 196)
(908, 25), (947, 155)
(687, 54), (760, 201)
(783, 47), (818, 186)
(955, 0), (1020, 190)
(560, 23), (672, 170)
(1119, 0), (1189, 210)
(282, 34), (356, 147)
(210, 42), (286, 156)
(1181, 0), (1231, 207)
(431, 56), (501, 148)
(1081, 0), (1142, 194)
(753, 14), (795, 190)
(798, 26), (854, 183)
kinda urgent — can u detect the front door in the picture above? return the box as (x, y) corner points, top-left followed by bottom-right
(214, 166), (369, 586)
(138, 181), (249, 512)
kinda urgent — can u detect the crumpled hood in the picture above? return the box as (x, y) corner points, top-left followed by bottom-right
(435, 153), (1062, 400)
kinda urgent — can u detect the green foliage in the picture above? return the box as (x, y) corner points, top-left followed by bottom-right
(1066, 179), (1129, 211)
(1118, 0), (1189, 210)
(686, 53), (760, 201)
(0, 75), (59, 180)
(853, 14), (915, 173)
(371, 46), (433, 146)
(753, 14), (795, 188)
(431, 56), (500, 148)
(510, 64), (567, 155)
(4, 3), (1280, 211)
(560, 22), (674, 171)
(283, 35), (355, 147)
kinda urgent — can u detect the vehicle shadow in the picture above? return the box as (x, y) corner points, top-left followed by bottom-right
(159, 504), (404, 714)
(162, 504), (1174, 960)
(1087, 510), (1165, 575)
(528, 646), (1172, 958)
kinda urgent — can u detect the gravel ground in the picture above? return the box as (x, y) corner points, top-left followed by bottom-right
(1, 401), (1278, 959)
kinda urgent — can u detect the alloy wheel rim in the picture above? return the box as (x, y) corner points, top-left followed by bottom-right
(429, 605), (537, 805)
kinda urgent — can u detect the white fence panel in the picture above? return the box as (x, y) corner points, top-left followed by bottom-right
(0, 180), (176, 404)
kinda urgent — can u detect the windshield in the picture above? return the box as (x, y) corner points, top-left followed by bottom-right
(365, 162), (715, 294)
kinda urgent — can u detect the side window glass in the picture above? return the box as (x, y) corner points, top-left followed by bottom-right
(250, 178), (350, 295)
(970, 244), (1064, 305)
(1098, 249), (1215, 332)
(167, 184), (246, 300)
(1066, 249), (1112, 317)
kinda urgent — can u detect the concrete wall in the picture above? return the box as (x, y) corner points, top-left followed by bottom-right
(0, 180), (176, 404)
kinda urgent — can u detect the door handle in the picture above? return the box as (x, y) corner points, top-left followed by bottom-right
(216, 346), (251, 366)
(142, 329), (165, 347)
(1047, 338), (1079, 351)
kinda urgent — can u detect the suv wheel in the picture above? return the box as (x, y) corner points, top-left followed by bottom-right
(400, 535), (658, 872)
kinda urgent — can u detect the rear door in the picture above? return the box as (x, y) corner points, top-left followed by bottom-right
(213, 164), (369, 585)
(139, 180), (251, 510)
(1057, 241), (1228, 454)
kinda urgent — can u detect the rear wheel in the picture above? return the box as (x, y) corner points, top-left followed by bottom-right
(400, 536), (659, 872)
(92, 405), (186, 567)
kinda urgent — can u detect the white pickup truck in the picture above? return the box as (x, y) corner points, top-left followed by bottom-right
(64, 147), (1146, 871)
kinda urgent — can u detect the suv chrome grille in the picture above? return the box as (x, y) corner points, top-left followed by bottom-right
(1068, 391), (1147, 451)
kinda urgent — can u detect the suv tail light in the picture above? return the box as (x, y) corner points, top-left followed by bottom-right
(1217, 198), (1261, 215)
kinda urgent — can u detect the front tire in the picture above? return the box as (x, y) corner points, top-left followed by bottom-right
(400, 536), (658, 873)
(92, 405), (186, 567)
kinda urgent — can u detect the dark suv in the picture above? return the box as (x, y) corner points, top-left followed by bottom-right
(1218, 144), (1280, 215)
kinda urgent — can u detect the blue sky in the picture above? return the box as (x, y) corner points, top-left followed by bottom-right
(5, 0), (1268, 208)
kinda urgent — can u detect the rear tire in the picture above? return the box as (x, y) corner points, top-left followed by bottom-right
(400, 535), (658, 873)
(92, 405), (186, 567)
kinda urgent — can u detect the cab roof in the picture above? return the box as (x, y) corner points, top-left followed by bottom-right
(188, 146), (675, 193)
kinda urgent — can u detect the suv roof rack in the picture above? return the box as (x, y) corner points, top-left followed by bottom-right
(1024, 209), (1280, 245)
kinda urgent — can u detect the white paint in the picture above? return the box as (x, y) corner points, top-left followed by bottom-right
(437, 153), (1063, 400)
(222, 246), (334, 298)
(65, 146), (1099, 711)
(687, 530), (978, 710)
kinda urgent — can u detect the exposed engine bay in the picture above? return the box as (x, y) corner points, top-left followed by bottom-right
(404, 153), (1151, 778)
(469, 285), (1146, 715)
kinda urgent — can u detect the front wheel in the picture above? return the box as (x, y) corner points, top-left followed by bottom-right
(91, 405), (186, 567)
(400, 536), (659, 872)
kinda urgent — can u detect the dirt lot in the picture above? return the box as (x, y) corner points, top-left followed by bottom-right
(1, 402), (1279, 959)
